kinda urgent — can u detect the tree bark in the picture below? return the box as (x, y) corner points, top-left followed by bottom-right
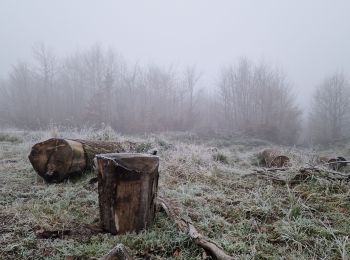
(95, 153), (159, 235)
(28, 138), (136, 183)
(259, 149), (290, 168)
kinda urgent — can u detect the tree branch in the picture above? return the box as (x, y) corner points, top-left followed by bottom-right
(157, 197), (234, 260)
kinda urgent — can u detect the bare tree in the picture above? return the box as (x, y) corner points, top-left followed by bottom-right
(308, 72), (350, 145)
(32, 44), (58, 126)
(0, 78), (10, 127)
(1, 46), (301, 142)
(183, 65), (201, 128)
(218, 58), (301, 144)
(6, 62), (37, 128)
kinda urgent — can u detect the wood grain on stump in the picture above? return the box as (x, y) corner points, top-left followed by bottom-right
(95, 153), (159, 235)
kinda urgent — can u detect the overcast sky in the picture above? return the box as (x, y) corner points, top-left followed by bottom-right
(1, 0), (349, 108)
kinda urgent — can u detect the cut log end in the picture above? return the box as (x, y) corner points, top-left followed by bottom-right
(28, 138), (135, 183)
(28, 138), (86, 183)
(259, 149), (291, 168)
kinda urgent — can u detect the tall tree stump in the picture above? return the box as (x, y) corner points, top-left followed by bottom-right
(95, 153), (159, 235)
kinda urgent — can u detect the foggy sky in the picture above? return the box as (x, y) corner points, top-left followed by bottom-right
(1, 0), (350, 108)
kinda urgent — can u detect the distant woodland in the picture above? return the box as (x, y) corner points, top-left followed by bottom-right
(1, 45), (349, 145)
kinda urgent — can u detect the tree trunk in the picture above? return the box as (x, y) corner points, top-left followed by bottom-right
(28, 138), (136, 183)
(95, 153), (159, 235)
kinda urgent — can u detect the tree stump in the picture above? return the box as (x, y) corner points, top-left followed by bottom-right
(95, 153), (159, 235)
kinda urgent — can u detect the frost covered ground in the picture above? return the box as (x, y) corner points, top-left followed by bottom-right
(0, 128), (350, 259)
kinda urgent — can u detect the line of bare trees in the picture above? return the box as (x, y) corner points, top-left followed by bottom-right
(307, 72), (350, 145)
(0, 45), (203, 133)
(0, 45), (349, 146)
(218, 58), (301, 144)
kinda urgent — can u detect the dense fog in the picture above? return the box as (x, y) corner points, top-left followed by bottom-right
(0, 1), (350, 145)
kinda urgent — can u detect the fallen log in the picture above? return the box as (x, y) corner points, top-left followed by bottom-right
(157, 197), (234, 260)
(28, 138), (136, 183)
(259, 149), (290, 168)
(95, 153), (159, 235)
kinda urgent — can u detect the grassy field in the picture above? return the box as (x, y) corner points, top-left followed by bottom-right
(0, 128), (350, 259)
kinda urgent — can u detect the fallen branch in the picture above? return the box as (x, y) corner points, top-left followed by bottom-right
(35, 228), (71, 239)
(247, 165), (350, 185)
(33, 223), (104, 240)
(242, 167), (291, 179)
(323, 160), (350, 165)
(256, 167), (290, 172)
(0, 159), (17, 164)
(300, 166), (349, 180)
(157, 197), (234, 260)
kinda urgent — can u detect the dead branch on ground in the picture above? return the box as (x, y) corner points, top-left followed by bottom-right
(157, 197), (234, 260)
(246, 165), (349, 185)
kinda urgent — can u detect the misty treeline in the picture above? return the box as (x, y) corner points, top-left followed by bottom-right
(307, 73), (350, 145)
(219, 59), (301, 144)
(0, 45), (349, 146)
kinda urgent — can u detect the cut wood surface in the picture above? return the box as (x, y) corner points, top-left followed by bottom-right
(96, 153), (159, 235)
(259, 149), (290, 168)
(157, 197), (234, 260)
(28, 138), (136, 183)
